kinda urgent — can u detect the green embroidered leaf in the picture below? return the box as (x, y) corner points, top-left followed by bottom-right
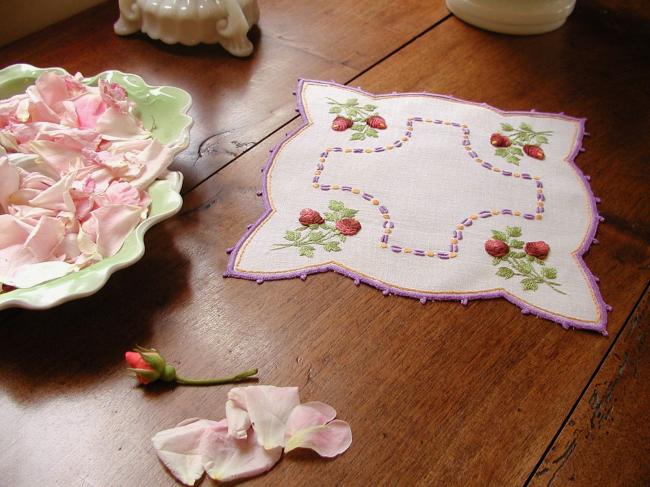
(351, 124), (365, 131)
(506, 226), (522, 237)
(309, 231), (324, 241)
(511, 147), (524, 156)
(324, 212), (337, 222)
(536, 258), (546, 266)
(500, 123), (514, 132)
(506, 155), (520, 165)
(495, 148), (508, 157)
(366, 128), (379, 138)
(346, 98), (358, 106)
(521, 278), (539, 291)
(520, 122), (533, 132)
(341, 208), (358, 218)
(299, 246), (315, 258)
(519, 260), (533, 273)
(510, 251), (527, 259)
(323, 241), (341, 252)
(350, 132), (365, 141)
(329, 106), (342, 114)
(295, 226), (308, 232)
(284, 231), (299, 241)
(491, 230), (508, 241)
(492, 257), (503, 266)
(510, 239), (525, 249)
(338, 235), (347, 242)
(308, 224), (320, 230)
(535, 135), (549, 144)
(526, 254), (535, 262)
(364, 104), (377, 110)
(496, 267), (515, 279)
(543, 267), (558, 279)
(328, 200), (345, 211)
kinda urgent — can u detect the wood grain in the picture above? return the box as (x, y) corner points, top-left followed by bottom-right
(0, 3), (649, 487)
(530, 286), (650, 487)
(0, 0), (449, 190)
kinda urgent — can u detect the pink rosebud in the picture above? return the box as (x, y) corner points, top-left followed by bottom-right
(331, 116), (353, 131)
(125, 350), (161, 384)
(366, 115), (387, 129)
(299, 208), (324, 226)
(485, 239), (509, 257)
(335, 218), (361, 236)
(524, 241), (550, 260)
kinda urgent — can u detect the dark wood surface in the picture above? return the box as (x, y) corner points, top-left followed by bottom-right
(0, 1), (648, 486)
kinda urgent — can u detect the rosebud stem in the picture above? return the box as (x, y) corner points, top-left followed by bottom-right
(175, 368), (258, 386)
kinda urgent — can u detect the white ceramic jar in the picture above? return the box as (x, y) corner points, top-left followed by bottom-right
(114, 0), (259, 57)
(446, 0), (576, 35)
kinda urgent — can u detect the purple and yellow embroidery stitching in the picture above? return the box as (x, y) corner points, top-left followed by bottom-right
(313, 116), (545, 259)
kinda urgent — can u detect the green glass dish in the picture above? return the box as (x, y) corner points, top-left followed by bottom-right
(0, 64), (192, 310)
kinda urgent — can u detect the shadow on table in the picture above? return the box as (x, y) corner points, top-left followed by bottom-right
(0, 223), (191, 404)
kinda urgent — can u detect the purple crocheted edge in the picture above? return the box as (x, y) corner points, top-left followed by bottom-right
(225, 79), (609, 335)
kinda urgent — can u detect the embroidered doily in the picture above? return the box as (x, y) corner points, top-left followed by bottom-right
(225, 80), (608, 334)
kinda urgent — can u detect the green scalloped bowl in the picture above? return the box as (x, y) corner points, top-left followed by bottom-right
(0, 64), (192, 310)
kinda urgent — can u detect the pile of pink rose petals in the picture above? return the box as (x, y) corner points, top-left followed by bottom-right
(152, 385), (352, 485)
(0, 71), (174, 290)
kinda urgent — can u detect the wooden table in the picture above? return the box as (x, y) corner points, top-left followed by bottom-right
(1, 1), (648, 485)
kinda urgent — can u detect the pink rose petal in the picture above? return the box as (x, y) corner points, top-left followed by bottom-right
(285, 419), (352, 458)
(284, 402), (352, 457)
(226, 385), (300, 450)
(152, 419), (282, 486)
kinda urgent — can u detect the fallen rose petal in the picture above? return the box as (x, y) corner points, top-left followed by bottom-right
(152, 419), (282, 486)
(152, 418), (216, 486)
(226, 385), (300, 450)
(203, 425), (282, 482)
(226, 398), (251, 440)
(285, 401), (337, 436)
(285, 419), (352, 458)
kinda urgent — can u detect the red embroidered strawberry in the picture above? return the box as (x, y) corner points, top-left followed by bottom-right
(299, 208), (325, 225)
(490, 133), (512, 147)
(485, 239), (509, 257)
(335, 218), (362, 236)
(331, 116), (353, 131)
(524, 241), (550, 260)
(366, 115), (387, 130)
(524, 144), (545, 160)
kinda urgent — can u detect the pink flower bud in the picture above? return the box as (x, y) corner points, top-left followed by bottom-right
(125, 347), (176, 385)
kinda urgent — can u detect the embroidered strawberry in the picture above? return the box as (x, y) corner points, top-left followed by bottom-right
(490, 133), (512, 147)
(485, 239), (509, 257)
(299, 208), (325, 226)
(523, 144), (545, 160)
(335, 218), (362, 236)
(524, 241), (550, 260)
(331, 116), (353, 131)
(366, 115), (387, 130)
